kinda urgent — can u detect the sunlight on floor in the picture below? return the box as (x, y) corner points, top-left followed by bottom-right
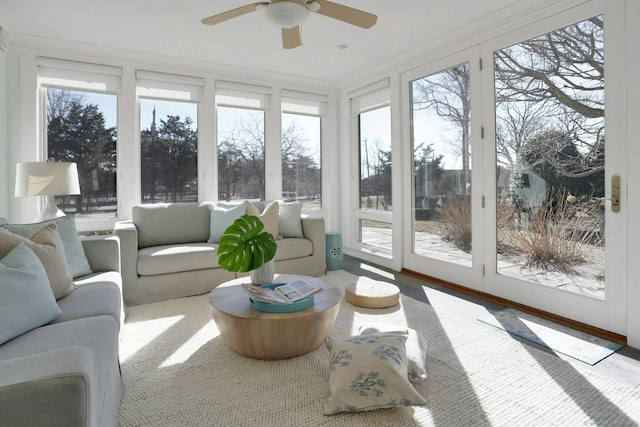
(359, 263), (396, 280)
(120, 315), (183, 362)
(160, 320), (219, 368)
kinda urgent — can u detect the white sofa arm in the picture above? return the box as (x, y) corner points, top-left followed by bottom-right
(0, 347), (98, 426)
(301, 215), (326, 274)
(81, 235), (121, 273)
(113, 220), (139, 304)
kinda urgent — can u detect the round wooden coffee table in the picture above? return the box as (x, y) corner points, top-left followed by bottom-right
(208, 274), (341, 360)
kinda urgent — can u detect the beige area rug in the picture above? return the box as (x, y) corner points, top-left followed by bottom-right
(117, 270), (640, 426)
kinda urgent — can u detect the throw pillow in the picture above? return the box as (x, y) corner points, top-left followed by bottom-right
(0, 223), (75, 299)
(277, 201), (303, 238)
(0, 243), (62, 345)
(246, 201), (280, 238)
(1, 215), (92, 278)
(208, 201), (247, 243)
(323, 333), (426, 415)
(359, 322), (429, 383)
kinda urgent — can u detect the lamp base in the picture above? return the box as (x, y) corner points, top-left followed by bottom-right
(34, 195), (66, 222)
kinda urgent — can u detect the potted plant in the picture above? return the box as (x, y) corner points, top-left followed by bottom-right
(217, 214), (278, 285)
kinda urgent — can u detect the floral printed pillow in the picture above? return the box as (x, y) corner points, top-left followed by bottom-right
(359, 322), (429, 383)
(323, 333), (426, 415)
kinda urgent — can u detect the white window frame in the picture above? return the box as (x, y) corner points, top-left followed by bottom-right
(38, 57), (122, 231)
(348, 79), (393, 257)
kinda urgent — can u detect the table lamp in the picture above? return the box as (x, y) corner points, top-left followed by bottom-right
(15, 161), (81, 222)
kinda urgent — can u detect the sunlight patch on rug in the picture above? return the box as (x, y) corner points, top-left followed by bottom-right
(478, 308), (623, 365)
(119, 315), (184, 362)
(160, 320), (219, 368)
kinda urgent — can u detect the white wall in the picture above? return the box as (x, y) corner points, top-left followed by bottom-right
(0, 52), (7, 219)
(625, 0), (640, 348)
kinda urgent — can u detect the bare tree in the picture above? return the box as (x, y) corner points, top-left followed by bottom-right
(220, 112), (266, 199)
(412, 63), (471, 194)
(495, 16), (604, 179)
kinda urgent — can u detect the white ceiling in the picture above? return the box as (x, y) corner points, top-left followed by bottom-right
(0, 0), (543, 85)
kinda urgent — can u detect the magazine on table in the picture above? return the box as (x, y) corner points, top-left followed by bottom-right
(241, 279), (323, 304)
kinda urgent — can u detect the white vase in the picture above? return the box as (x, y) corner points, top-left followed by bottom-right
(250, 259), (275, 285)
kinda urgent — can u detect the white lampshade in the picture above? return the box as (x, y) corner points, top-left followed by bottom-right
(15, 162), (80, 196)
(260, 1), (309, 28)
(15, 162), (81, 222)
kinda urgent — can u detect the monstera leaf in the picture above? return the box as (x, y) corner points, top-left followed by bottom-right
(217, 214), (277, 273)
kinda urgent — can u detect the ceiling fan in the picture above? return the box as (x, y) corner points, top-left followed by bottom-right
(201, 0), (377, 49)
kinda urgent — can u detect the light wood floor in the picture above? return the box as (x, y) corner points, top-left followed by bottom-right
(341, 255), (640, 390)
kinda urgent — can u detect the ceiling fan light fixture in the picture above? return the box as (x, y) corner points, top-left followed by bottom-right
(261, 1), (309, 28)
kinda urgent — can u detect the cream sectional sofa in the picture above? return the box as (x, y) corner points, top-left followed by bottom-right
(114, 201), (326, 306)
(0, 216), (124, 427)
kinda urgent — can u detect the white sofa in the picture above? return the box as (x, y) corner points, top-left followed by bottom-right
(114, 201), (326, 306)
(0, 219), (124, 427)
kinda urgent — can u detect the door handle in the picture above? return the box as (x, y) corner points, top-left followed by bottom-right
(610, 175), (620, 213)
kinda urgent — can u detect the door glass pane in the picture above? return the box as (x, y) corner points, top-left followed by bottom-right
(46, 88), (117, 218)
(217, 106), (265, 201)
(282, 113), (321, 210)
(359, 105), (392, 251)
(494, 16), (605, 298)
(411, 63), (472, 266)
(140, 99), (198, 203)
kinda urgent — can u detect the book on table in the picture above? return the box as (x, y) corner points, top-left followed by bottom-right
(241, 279), (323, 304)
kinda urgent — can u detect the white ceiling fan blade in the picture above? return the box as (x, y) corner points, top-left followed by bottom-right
(314, 0), (377, 29)
(282, 25), (302, 49)
(201, 3), (261, 26)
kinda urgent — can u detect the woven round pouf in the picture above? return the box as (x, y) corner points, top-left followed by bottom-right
(345, 278), (400, 309)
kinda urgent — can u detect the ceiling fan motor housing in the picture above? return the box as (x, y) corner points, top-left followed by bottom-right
(259, 1), (311, 28)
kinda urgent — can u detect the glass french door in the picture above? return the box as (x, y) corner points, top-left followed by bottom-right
(404, 3), (627, 335)
(403, 48), (482, 289)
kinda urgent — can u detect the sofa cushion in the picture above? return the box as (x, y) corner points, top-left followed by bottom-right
(133, 203), (212, 248)
(0, 315), (122, 427)
(0, 243), (61, 345)
(247, 200), (279, 238)
(54, 275), (124, 330)
(0, 223), (75, 299)
(208, 201), (247, 243)
(274, 238), (313, 261)
(137, 243), (220, 276)
(278, 201), (304, 238)
(1, 215), (93, 279)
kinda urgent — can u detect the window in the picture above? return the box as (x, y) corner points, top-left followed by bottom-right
(140, 99), (198, 203)
(137, 70), (203, 204)
(216, 83), (270, 201)
(281, 113), (321, 208)
(40, 58), (121, 220)
(410, 62), (472, 264)
(217, 107), (266, 201)
(494, 16), (605, 294)
(281, 90), (326, 210)
(350, 80), (392, 254)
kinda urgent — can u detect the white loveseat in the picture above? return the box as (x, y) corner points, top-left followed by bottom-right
(114, 201), (326, 306)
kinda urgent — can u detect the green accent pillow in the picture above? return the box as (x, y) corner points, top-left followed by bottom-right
(208, 201), (247, 243)
(324, 333), (426, 415)
(1, 215), (92, 279)
(277, 201), (303, 238)
(0, 243), (62, 345)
